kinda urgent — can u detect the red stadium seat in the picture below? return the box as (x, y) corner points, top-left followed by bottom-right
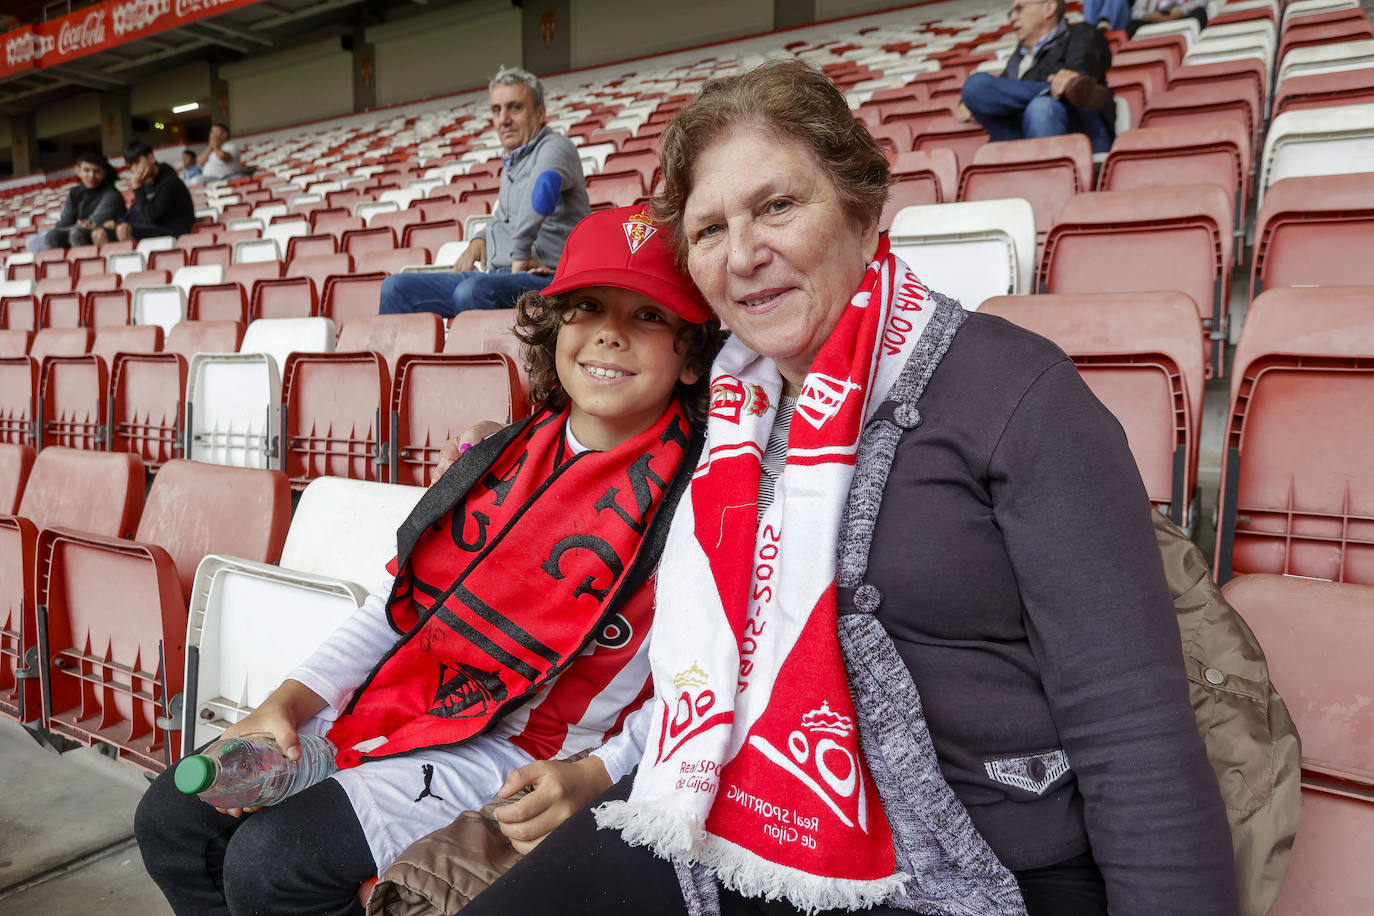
(321, 273), (387, 325)
(603, 151), (661, 191)
(251, 276), (318, 320)
(958, 134), (1092, 245)
(981, 291), (1202, 524)
(149, 249), (187, 273)
(316, 215), (365, 241)
(1274, 66), (1374, 115)
(1, 296), (37, 331)
(187, 283), (249, 323)
(124, 269), (173, 292)
(280, 350), (389, 487)
(1215, 287), (1374, 585)
(0, 448), (144, 726)
(402, 220), (461, 258)
(1278, 15), (1374, 73)
(35, 276), (74, 297)
(75, 272), (120, 295)
(370, 209), (423, 240)
(39, 291), (83, 329)
(355, 247), (429, 275)
(0, 443), (34, 514)
(341, 226), (398, 258)
(335, 313), (443, 374)
(39, 325), (161, 451)
(586, 171), (646, 209)
(225, 261), (285, 289)
(1250, 172), (1374, 298)
(1098, 121), (1250, 258)
(38, 460), (290, 771)
(191, 244), (231, 269)
(1221, 574), (1374, 916)
(910, 117), (990, 169)
(0, 330), (31, 357)
(286, 234), (338, 261)
(1141, 83), (1260, 156)
(1039, 184), (1232, 376)
(288, 254), (354, 296)
(83, 289), (130, 328)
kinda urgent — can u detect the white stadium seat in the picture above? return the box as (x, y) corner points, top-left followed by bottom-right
(888, 198), (1037, 310)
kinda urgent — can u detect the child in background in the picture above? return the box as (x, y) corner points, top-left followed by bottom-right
(135, 205), (721, 916)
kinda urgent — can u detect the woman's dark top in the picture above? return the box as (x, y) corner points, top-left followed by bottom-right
(864, 311), (1238, 913)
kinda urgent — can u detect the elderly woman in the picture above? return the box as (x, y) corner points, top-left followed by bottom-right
(463, 60), (1238, 916)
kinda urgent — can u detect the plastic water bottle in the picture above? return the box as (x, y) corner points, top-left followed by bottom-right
(173, 733), (337, 809)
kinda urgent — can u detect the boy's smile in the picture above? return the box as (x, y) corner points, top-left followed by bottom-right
(555, 286), (701, 451)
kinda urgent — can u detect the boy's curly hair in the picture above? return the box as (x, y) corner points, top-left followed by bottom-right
(514, 289), (725, 427)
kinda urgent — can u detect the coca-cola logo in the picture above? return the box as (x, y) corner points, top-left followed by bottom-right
(57, 11), (107, 55)
(112, 0), (171, 35)
(7, 30), (55, 65)
(176, 0), (239, 16)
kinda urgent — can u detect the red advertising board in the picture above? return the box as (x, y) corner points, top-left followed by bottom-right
(1, 0), (266, 81)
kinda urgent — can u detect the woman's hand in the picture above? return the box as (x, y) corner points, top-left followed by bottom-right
(433, 420), (505, 479)
(212, 680), (327, 817)
(491, 756), (613, 853)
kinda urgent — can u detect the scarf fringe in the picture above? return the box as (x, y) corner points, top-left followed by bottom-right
(597, 800), (911, 915)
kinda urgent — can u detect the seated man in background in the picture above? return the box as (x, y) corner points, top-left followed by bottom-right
(25, 151), (125, 252)
(180, 148), (202, 183)
(1083, 0), (1208, 35)
(92, 142), (196, 244)
(379, 66), (590, 318)
(956, 0), (1115, 152)
(193, 122), (244, 185)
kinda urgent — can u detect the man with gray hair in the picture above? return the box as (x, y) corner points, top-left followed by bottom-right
(380, 66), (590, 317)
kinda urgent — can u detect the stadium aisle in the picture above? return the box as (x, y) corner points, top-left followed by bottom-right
(0, 719), (170, 915)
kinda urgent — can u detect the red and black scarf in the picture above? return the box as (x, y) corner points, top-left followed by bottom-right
(328, 401), (697, 769)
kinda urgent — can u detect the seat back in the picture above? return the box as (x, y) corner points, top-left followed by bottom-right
(132, 285), (188, 335)
(15, 446), (144, 535)
(980, 292), (1202, 523)
(84, 288), (130, 328)
(888, 198), (1037, 309)
(186, 353), (281, 469)
(166, 320), (245, 358)
(958, 135), (1092, 239)
(0, 443), (35, 514)
(355, 247), (429, 276)
(92, 324), (162, 363)
(0, 330), (31, 357)
(336, 313), (443, 374)
(1250, 172), (1374, 296)
(1259, 102), (1374, 204)
(320, 273), (387, 325)
(239, 316), (336, 375)
(1099, 121), (1250, 228)
(286, 253), (353, 294)
(1216, 287), (1374, 584)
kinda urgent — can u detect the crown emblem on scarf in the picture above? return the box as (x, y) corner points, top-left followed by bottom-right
(672, 662), (709, 690)
(623, 213), (657, 254)
(710, 375), (771, 424)
(801, 701), (853, 736)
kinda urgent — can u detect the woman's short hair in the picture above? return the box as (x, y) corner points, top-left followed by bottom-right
(489, 66), (545, 109)
(653, 59), (891, 263)
(513, 290), (724, 426)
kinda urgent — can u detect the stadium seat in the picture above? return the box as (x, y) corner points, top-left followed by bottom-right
(1250, 172), (1374, 297)
(1098, 121), (1250, 257)
(148, 248), (188, 273)
(321, 273), (387, 324)
(909, 117), (990, 168)
(279, 350), (389, 487)
(0, 448), (144, 727)
(1276, 37), (1374, 87)
(341, 227), (397, 258)
(287, 253), (354, 294)
(888, 198), (1037, 310)
(39, 291), (83, 329)
(1140, 82), (1260, 154)
(0, 443), (33, 514)
(336, 312), (443, 374)
(187, 283), (249, 323)
(980, 292), (1203, 526)
(1, 295), (37, 331)
(0, 330), (31, 357)
(1221, 574), (1374, 916)
(37, 459), (290, 771)
(1215, 286), (1374, 585)
(84, 289), (130, 328)
(181, 476), (425, 754)
(1273, 64), (1374, 114)
(39, 325), (161, 451)
(355, 247), (430, 276)
(1258, 102), (1374, 204)
(285, 234), (338, 261)
(1278, 13), (1374, 73)
(586, 171), (646, 209)
(402, 220), (461, 259)
(232, 238), (281, 265)
(251, 276), (318, 320)
(190, 244), (232, 270)
(132, 285), (188, 335)
(957, 134), (1092, 246)
(1039, 184), (1232, 376)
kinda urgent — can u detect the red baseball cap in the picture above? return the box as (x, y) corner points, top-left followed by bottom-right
(540, 205), (711, 324)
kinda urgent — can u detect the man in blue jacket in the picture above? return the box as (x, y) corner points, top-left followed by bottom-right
(956, 0), (1116, 151)
(379, 67), (591, 318)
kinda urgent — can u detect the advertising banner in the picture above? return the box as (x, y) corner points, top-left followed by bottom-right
(2, 0), (266, 81)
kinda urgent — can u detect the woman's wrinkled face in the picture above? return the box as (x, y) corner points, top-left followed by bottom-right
(682, 125), (879, 392)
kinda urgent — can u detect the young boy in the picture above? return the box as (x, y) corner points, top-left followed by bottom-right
(135, 205), (720, 915)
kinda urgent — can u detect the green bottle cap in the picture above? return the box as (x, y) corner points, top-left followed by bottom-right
(174, 754), (216, 795)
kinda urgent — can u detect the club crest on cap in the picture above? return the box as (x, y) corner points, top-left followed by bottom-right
(623, 212), (658, 254)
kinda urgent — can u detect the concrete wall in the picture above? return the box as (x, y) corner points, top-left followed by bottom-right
(569, 0), (774, 69)
(367, 1), (522, 106)
(816, 0), (916, 19)
(220, 39), (354, 133)
(34, 93), (101, 139)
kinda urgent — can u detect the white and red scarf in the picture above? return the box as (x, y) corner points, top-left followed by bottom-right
(597, 237), (939, 910)
(328, 402), (693, 769)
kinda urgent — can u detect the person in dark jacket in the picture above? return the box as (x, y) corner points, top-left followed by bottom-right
(26, 150), (125, 252)
(956, 0), (1116, 151)
(92, 141), (195, 244)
